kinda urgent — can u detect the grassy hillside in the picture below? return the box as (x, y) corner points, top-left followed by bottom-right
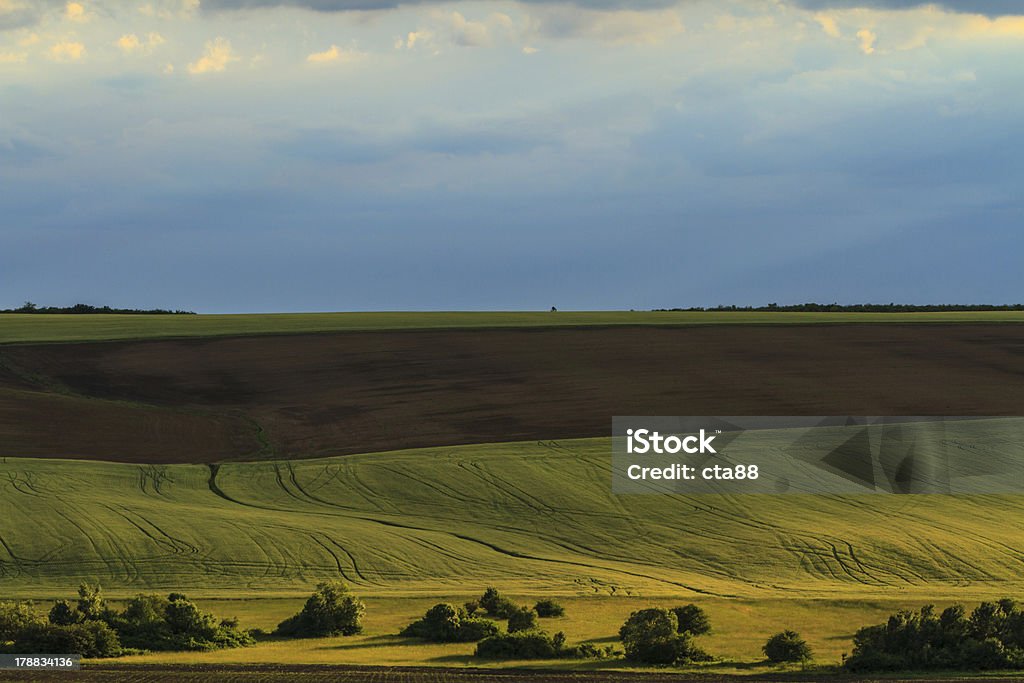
(2, 423), (1023, 601)
(3, 310), (1024, 344)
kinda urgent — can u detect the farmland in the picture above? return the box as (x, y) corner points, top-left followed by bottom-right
(3, 310), (1024, 345)
(3, 317), (1024, 677)
(3, 324), (1024, 462)
(2, 424), (1023, 601)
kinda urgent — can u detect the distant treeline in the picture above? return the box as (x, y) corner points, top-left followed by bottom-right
(2, 302), (195, 315)
(656, 303), (1024, 313)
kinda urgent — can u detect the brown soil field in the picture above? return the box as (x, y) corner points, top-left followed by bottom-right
(1, 324), (1023, 464)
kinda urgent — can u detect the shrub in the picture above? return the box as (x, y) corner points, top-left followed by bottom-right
(455, 618), (501, 642)
(275, 582), (364, 638)
(13, 621), (122, 658)
(401, 603), (461, 642)
(763, 630), (812, 663)
(845, 601), (1024, 672)
(534, 600), (565, 618)
(0, 601), (45, 642)
(477, 588), (516, 618)
(507, 606), (539, 633)
(671, 604), (711, 635)
(401, 604), (499, 643)
(619, 608), (711, 665)
(475, 631), (559, 659)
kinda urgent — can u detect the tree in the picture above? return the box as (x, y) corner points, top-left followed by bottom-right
(763, 630), (812, 663)
(534, 600), (565, 618)
(671, 604), (711, 635)
(275, 582), (365, 638)
(48, 600), (82, 626)
(507, 606), (539, 633)
(619, 608), (711, 665)
(0, 601), (45, 641)
(76, 584), (108, 621)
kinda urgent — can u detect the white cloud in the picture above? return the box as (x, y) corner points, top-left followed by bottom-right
(306, 44), (366, 64)
(0, 51), (28, 64)
(65, 1), (87, 21)
(48, 41), (86, 62)
(857, 27), (877, 54)
(400, 29), (433, 50)
(450, 11), (489, 47)
(522, 45), (538, 54)
(18, 32), (40, 47)
(814, 13), (841, 38)
(187, 37), (235, 74)
(117, 32), (165, 54)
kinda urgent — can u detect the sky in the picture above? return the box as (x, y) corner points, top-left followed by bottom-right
(1, 0), (1022, 312)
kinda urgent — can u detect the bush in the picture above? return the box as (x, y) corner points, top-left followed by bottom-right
(763, 630), (812, 663)
(507, 606), (539, 633)
(0, 601), (45, 642)
(671, 604), (711, 635)
(619, 608), (711, 665)
(456, 618), (500, 643)
(275, 582), (364, 638)
(475, 631), (559, 659)
(13, 621), (121, 658)
(401, 604), (499, 643)
(477, 587), (516, 618)
(401, 603), (462, 642)
(845, 601), (1024, 672)
(534, 600), (565, 618)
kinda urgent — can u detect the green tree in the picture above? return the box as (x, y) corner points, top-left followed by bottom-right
(508, 606), (539, 633)
(763, 630), (812, 663)
(275, 582), (365, 638)
(671, 604), (711, 635)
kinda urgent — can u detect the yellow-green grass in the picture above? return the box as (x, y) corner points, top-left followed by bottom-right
(3, 310), (1024, 345)
(2, 422), (1023, 602)
(86, 595), (1006, 674)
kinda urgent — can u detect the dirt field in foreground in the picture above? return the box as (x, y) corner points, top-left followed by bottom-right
(2, 324), (1023, 463)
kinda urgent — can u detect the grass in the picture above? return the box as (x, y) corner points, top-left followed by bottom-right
(99, 595), (911, 669)
(2, 310), (1024, 344)
(2, 421), (1023, 602)
(4, 423), (1024, 673)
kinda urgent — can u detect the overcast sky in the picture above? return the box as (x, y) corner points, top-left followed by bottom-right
(1, 0), (1022, 312)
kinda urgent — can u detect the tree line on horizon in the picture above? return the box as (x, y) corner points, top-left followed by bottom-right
(2, 302), (195, 315)
(656, 303), (1024, 312)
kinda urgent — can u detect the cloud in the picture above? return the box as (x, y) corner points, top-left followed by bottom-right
(117, 32), (166, 53)
(0, 0), (58, 31)
(199, 0), (680, 12)
(527, 7), (684, 44)
(187, 37), (236, 74)
(857, 27), (876, 53)
(450, 11), (490, 47)
(398, 28), (433, 50)
(306, 43), (366, 63)
(65, 1), (86, 21)
(814, 13), (841, 37)
(0, 50), (27, 63)
(792, 1), (1023, 17)
(48, 40), (86, 61)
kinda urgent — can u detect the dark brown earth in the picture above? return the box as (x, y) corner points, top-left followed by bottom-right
(2, 325), (1023, 463)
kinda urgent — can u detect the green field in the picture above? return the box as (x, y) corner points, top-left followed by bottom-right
(4, 423), (1024, 672)
(3, 424), (1023, 601)
(3, 310), (1024, 344)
